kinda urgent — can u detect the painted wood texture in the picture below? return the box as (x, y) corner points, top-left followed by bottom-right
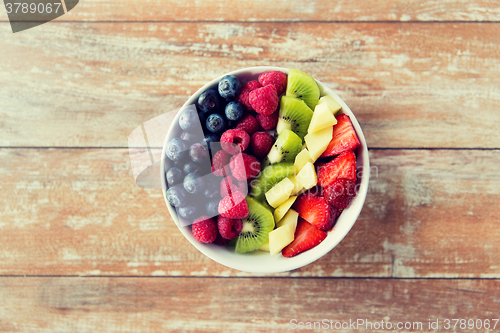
(1, 0), (500, 22)
(1, 22), (499, 148)
(1, 148), (499, 277)
(1, 277), (499, 332)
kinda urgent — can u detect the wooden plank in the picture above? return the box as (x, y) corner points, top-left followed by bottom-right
(1, 22), (500, 148)
(1, 148), (499, 277)
(1, 277), (499, 332)
(1, 0), (500, 22)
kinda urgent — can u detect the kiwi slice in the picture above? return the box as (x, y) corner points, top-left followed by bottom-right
(267, 129), (302, 165)
(235, 197), (275, 253)
(286, 69), (320, 110)
(276, 96), (314, 139)
(249, 162), (295, 202)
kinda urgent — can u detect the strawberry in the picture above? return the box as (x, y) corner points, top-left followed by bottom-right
(317, 150), (356, 188)
(323, 178), (357, 209)
(282, 219), (327, 257)
(320, 114), (360, 158)
(293, 192), (337, 231)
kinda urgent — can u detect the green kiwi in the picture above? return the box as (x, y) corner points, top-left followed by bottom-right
(235, 197), (275, 253)
(276, 96), (314, 139)
(267, 129), (302, 165)
(285, 69), (320, 110)
(249, 162), (296, 202)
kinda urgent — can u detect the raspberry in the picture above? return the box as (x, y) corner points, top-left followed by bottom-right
(217, 216), (243, 240)
(237, 80), (262, 110)
(256, 111), (279, 131)
(250, 131), (274, 157)
(323, 178), (357, 209)
(249, 85), (279, 116)
(211, 150), (230, 176)
(191, 216), (217, 243)
(236, 114), (261, 135)
(258, 71), (287, 95)
(220, 129), (250, 155)
(218, 192), (249, 219)
(220, 176), (247, 197)
(229, 153), (261, 181)
(214, 233), (229, 245)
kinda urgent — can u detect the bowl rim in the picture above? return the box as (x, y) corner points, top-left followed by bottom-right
(161, 66), (370, 273)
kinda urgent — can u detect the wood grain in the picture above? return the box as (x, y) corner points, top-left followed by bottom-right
(1, 22), (499, 148)
(1, 0), (500, 22)
(1, 277), (499, 332)
(1, 148), (499, 277)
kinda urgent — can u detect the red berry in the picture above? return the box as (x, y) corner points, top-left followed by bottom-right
(256, 111), (279, 131)
(214, 232), (229, 245)
(282, 219), (327, 257)
(220, 129), (250, 155)
(236, 114), (260, 135)
(220, 176), (247, 197)
(237, 80), (262, 111)
(229, 153), (261, 181)
(192, 216), (217, 243)
(218, 192), (249, 219)
(217, 216), (243, 240)
(258, 71), (287, 95)
(211, 150), (230, 177)
(324, 178), (357, 209)
(293, 192), (337, 231)
(317, 151), (357, 188)
(250, 131), (274, 157)
(249, 85), (279, 116)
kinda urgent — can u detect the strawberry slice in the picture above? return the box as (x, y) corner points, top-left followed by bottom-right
(282, 219), (327, 257)
(324, 178), (357, 209)
(320, 114), (360, 158)
(317, 151), (356, 188)
(293, 192), (337, 231)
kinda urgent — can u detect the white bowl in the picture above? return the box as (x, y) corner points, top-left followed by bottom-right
(161, 66), (369, 274)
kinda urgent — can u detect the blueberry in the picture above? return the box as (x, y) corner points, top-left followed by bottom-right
(178, 205), (198, 220)
(198, 89), (222, 113)
(166, 186), (187, 207)
(206, 113), (226, 133)
(178, 107), (199, 131)
(189, 143), (210, 163)
(204, 176), (220, 199)
(165, 137), (188, 162)
(166, 167), (183, 186)
(218, 75), (241, 101)
(206, 199), (220, 217)
(183, 172), (206, 195)
(180, 131), (200, 143)
(183, 161), (201, 175)
(203, 133), (220, 149)
(225, 101), (245, 122)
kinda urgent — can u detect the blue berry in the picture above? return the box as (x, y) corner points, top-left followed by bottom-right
(203, 133), (220, 149)
(178, 107), (199, 131)
(178, 205), (198, 220)
(204, 176), (220, 198)
(225, 101), (245, 122)
(165, 137), (188, 162)
(218, 75), (241, 101)
(206, 113), (226, 133)
(180, 131), (200, 143)
(166, 186), (187, 207)
(206, 199), (220, 217)
(166, 167), (183, 186)
(198, 89), (222, 113)
(189, 143), (209, 163)
(183, 172), (206, 195)
(183, 161), (201, 175)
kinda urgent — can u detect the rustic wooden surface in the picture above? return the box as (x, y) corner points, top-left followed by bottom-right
(1, 1), (500, 332)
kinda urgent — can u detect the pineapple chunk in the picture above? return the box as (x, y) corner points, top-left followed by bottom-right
(304, 126), (333, 161)
(269, 223), (296, 255)
(295, 162), (317, 190)
(259, 240), (270, 252)
(308, 102), (338, 133)
(319, 95), (342, 114)
(274, 196), (297, 223)
(294, 148), (314, 174)
(265, 177), (295, 208)
(276, 209), (299, 230)
(288, 175), (305, 196)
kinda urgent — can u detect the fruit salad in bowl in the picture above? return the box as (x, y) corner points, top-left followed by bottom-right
(161, 66), (369, 273)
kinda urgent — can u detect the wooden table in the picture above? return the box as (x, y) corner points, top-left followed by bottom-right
(1, 1), (500, 332)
